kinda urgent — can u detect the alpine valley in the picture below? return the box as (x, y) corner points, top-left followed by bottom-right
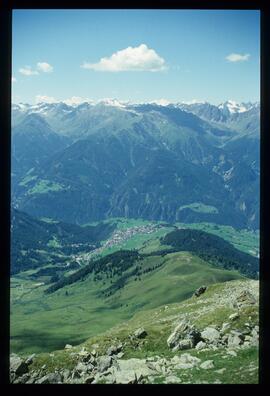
(10, 99), (260, 384)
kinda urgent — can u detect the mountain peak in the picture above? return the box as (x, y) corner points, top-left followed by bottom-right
(218, 100), (250, 114)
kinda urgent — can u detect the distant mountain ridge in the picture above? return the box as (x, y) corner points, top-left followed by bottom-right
(11, 99), (260, 229)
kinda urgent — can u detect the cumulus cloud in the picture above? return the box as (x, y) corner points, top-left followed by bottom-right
(81, 44), (167, 72)
(226, 53), (250, 62)
(19, 66), (39, 76)
(35, 95), (58, 103)
(37, 62), (53, 73)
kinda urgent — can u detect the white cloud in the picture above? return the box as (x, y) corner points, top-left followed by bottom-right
(35, 95), (58, 103)
(19, 66), (39, 76)
(12, 76), (17, 83)
(37, 62), (53, 73)
(81, 44), (167, 72)
(226, 53), (250, 62)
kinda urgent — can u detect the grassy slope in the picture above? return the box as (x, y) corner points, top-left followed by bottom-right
(29, 278), (259, 384)
(11, 251), (244, 355)
(10, 218), (259, 357)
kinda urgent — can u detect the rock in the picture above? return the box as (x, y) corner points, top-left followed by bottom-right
(187, 328), (201, 346)
(227, 350), (237, 357)
(78, 349), (90, 357)
(200, 360), (214, 370)
(195, 341), (206, 350)
(35, 372), (63, 384)
(96, 356), (113, 373)
(82, 374), (95, 384)
(215, 368), (226, 374)
(229, 313), (240, 321)
(177, 339), (193, 350)
(10, 355), (29, 376)
(117, 352), (124, 359)
(194, 286), (207, 297)
(245, 330), (259, 347)
(91, 349), (97, 357)
(146, 361), (160, 371)
(9, 372), (16, 383)
(251, 327), (259, 337)
(25, 354), (36, 365)
(25, 377), (36, 384)
(221, 323), (230, 334)
(71, 369), (81, 379)
(75, 362), (89, 374)
(112, 358), (155, 383)
(114, 370), (137, 384)
(201, 327), (220, 344)
(62, 369), (71, 382)
(179, 353), (201, 365)
(134, 327), (147, 339)
(65, 344), (73, 349)
(165, 375), (181, 384)
(171, 353), (201, 369)
(167, 320), (192, 348)
(234, 290), (256, 308)
(227, 332), (243, 347)
(81, 353), (92, 363)
(13, 373), (30, 384)
(107, 344), (122, 356)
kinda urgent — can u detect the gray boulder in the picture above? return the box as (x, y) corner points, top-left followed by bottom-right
(107, 343), (122, 356)
(13, 373), (30, 384)
(10, 355), (29, 376)
(227, 332), (243, 347)
(194, 286), (207, 297)
(112, 358), (155, 383)
(96, 355), (113, 373)
(200, 360), (214, 369)
(171, 353), (201, 369)
(25, 353), (36, 365)
(75, 362), (91, 375)
(82, 374), (95, 384)
(134, 328), (147, 339)
(177, 339), (193, 350)
(201, 327), (220, 344)
(35, 372), (63, 384)
(229, 313), (240, 321)
(221, 322), (230, 333)
(165, 375), (181, 384)
(167, 320), (192, 349)
(195, 341), (207, 350)
(234, 290), (256, 308)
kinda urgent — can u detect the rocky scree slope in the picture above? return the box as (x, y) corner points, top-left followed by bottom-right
(10, 279), (259, 384)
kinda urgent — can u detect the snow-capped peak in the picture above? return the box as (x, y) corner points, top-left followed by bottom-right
(180, 99), (208, 105)
(218, 100), (249, 114)
(98, 98), (128, 108)
(149, 98), (171, 106)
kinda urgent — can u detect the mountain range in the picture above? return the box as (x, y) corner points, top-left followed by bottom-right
(11, 100), (260, 229)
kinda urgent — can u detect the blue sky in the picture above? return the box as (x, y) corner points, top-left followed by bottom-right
(12, 9), (260, 105)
